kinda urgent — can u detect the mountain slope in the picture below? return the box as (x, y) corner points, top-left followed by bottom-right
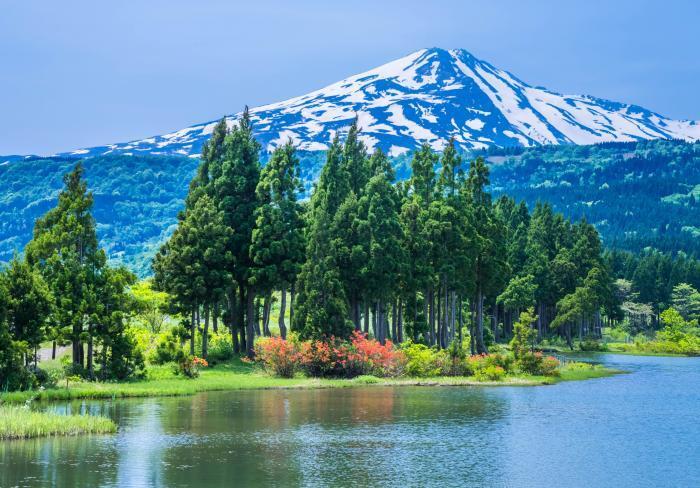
(2, 140), (699, 276)
(54, 48), (700, 159)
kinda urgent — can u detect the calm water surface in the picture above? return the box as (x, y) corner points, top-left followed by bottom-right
(1, 354), (698, 487)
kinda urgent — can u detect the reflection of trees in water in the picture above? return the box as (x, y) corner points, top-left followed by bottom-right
(285, 387), (511, 487)
(3, 387), (511, 487)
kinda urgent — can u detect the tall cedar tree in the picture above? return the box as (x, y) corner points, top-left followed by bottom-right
(26, 163), (106, 367)
(2, 256), (53, 366)
(212, 108), (261, 358)
(293, 137), (351, 339)
(249, 141), (305, 339)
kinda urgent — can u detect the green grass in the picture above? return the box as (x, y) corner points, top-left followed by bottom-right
(604, 342), (692, 357)
(555, 362), (623, 382)
(0, 406), (116, 440)
(0, 358), (619, 405)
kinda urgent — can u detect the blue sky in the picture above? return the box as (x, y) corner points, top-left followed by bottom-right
(1, 0), (698, 155)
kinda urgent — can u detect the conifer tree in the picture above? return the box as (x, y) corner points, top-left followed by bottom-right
(249, 141), (305, 339)
(293, 138), (351, 339)
(211, 107), (261, 357)
(465, 156), (508, 353)
(26, 163), (105, 368)
(2, 256), (53, 366)
(362, 173), (404, 343)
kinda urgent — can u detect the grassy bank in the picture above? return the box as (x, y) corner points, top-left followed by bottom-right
(0, 406), (116, 440)
(0, 359), (619, 405)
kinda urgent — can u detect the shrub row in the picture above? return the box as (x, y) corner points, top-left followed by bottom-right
(253, 333), (561, 379)
(254, 331), (405, 378)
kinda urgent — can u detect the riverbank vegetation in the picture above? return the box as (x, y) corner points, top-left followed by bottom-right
(2, 112), (693, 397)
(0, 405), (116, 439)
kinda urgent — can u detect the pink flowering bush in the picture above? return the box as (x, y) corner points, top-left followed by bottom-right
(334, 331), (406, 378)
(254, 332), (405, 379)
(516, 351), (560, 376)
(299, 339), (335, 377)
(254, 337), (301, 378)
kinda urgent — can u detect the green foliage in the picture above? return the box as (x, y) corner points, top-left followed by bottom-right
(249, 141), (305, 294)
(579, 337), (608, 351)
(175, 355), (208, 379)
(671, 283), (700, 320)
(210, 333), (234, 362)
(487, 139), (700, 256)
(510, 308), (537, 360)
(130, 279), (170, 333)
(150, 328), (187, 365)
(473, 364), (506, 381)
(401, 343), (442, 377)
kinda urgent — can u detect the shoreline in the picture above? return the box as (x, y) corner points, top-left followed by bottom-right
(0, 362), (621, 407)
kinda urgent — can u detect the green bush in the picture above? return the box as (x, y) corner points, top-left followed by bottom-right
(401, 343), (441, 377)
(175, 355), (208, 378)
(579, 337), (608, 351)
(150, 327), (187, 365)
(474, 365), (506, 381)
(516, 351), (560, 376)
(207, 333), (234, 362)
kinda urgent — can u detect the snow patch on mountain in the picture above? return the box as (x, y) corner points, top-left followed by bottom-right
(52, 48), (700, 159)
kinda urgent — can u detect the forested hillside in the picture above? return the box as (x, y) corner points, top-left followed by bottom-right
(487, 139), (700, 255)
(0, 154), (198, 276)
(1, 139), (698, 274)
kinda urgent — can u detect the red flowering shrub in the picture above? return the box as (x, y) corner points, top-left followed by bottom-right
(474, 365), (506, 381)
(299, 340), (336, 377)
(176, 355), (208, 378)
(539, 356), (561, 377)
(333, 331), (405, 378)
(464, 353), (514, 377)
(255, 332), (405, 378)
(254, 337), (301, 378)
(516, 351), (560, 376)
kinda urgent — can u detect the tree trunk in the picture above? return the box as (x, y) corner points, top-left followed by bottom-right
(279, 288), (288, 340)
(363, 300), (369, 335)
(476, 287), (487, 354)
(190, 307), (196, 355)
(101, 345), (107, 382)
(52, 340), (57, 360)
(213, 302), (219, 333)
(254, 298), (262, 337)
(428, 287), (435, 346)
(289, 282), (296, 328)
(227, 288), (240, 355)
(351, 293), (360, 331)
(492, 301), (498, 343)
(87, 327), (94, 378)
(470, 300), (476, 355)
(458, 294), (463, 345)
(398, 298), (404, 343)
(202, 305), (210, 359)
(423, 288), (429, 343)
(246, 288), (256, 358)
(239, 285), (247, 353)
(372, 302), (378, 339)
(391, 300), (397, 343)
(377, 300), (384, 344)
(437, 288), (442, 349)
(262, 294), (271, 337)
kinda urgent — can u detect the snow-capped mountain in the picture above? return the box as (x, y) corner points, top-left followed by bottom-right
(58, 48), (700, 158)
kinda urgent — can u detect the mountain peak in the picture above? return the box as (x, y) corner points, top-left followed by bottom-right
(55, 48), (700, 159)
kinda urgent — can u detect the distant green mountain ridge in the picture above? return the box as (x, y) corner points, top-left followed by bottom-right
(1, 139), (698, 275)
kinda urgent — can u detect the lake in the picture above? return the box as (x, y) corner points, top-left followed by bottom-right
(1, 354), (698, 487)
